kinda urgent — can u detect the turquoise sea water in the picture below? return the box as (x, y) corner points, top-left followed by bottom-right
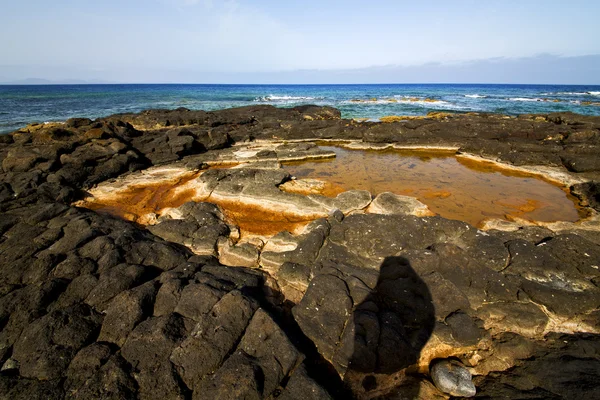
(1, 84), (600, 134)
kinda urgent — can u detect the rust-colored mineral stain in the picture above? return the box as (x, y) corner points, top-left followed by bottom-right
(80, 172), (202, 223)
(284, 146), (583, 227)
(79, 171), (313, 236)
(213, 200), (313, 237)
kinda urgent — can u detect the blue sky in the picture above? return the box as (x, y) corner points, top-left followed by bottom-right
(1, 0), (600, 83)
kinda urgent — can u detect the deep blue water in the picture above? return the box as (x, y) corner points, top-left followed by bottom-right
(1, 83), (600, 134)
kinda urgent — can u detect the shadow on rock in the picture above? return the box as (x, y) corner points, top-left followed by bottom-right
(345, 256), (435, 399)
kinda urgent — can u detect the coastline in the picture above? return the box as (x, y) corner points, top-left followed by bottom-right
(2, 83), (600, 135)
(1, 105), (599, 399)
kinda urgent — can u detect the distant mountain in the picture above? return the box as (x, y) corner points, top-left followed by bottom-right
(1, 78), (114, 85)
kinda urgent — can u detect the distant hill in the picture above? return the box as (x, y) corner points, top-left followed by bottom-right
(0, 78), (114, 85)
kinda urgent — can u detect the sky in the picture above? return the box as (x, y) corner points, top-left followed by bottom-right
(1, 0), (600, 83)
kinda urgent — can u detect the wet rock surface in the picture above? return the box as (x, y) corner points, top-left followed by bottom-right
(1, 106), (599, 399)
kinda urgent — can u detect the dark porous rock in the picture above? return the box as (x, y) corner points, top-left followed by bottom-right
(125, 240), (189, 271)
(201, 264), (263, 290)
(505, 239), (597, 299)
(487, 225), (555, 244)
(76, 234), (117, 259)
(97, 281), (159, 347)
(0, 376), (63, 400)
(193, 350), (263, 400)
(428, 243), (518, 307)
(173, 282), (224, 320)
(455, 228), (510, 272)
(53, 274), (99, 310)
(474, 333), (600, 399)
(518, 279), (600, 317)
(134, 362), (188, 400)
(47, 217), (99, 254)
(120, 313), (188, 371)
(51, 253), (97, 280)
(0, 280), (68, 354)
(444, 312), (486, 346)
(102, 107), (210, 130)
(571, 181), (600, 211)
(153, 277), (185, 317)
(67, 355), (138, 400)
(293, 274), (353, 374)
(0, 182), (14, 204)
(170, 290), (258, 390)
(278, 363), (333, 400)
(131, 130), (196, 165)
(542, 233), (600, 280)
(147, 202), (229, 256)
(65, 117), (93, 129)
(64, 342), (113, 395)
(237, 309), (303, 397)
(84, 263), (149, 311)
(12, 304), (102, 380)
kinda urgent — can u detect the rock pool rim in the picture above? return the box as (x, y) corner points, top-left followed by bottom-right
(75, 142), (596, 237)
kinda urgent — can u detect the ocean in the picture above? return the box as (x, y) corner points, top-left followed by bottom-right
(1, 83), (600, 134)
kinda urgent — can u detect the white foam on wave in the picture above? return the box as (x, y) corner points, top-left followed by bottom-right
(397, 99), (454, 106)
(465, 94), (487, 98)
(341, 97), (468, 110)
(541, 92), (598, 96)
(254, 95), (322, 102)
(508, 97), (544, 102)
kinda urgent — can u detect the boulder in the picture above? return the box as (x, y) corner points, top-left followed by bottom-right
(430, 359), (476, 397)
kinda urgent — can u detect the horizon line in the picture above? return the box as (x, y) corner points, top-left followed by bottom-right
(3, 82), (600, 86)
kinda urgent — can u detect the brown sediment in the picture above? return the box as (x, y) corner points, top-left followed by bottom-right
(79, 171), (202, 223)
(210, 200), (313, 237)
(78, 169), (317, 236)
(283, 146), (584, 227)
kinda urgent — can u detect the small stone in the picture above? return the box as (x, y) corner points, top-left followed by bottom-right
(1, 358), (19, 372)
(328, 208), (344, 223)
(430, 359), (476, 397)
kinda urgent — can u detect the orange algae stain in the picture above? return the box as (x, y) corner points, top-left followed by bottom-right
(78, 170), (315, 237)
(283, 146), (584, 227)
(210, 199), (313, 237)
(79, 172), (202, 223)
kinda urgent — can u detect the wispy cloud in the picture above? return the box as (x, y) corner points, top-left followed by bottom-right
(3, 54), (599, 84)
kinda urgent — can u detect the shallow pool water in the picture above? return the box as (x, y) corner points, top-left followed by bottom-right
(80, 146), (583, 236)
(283, 146), (582, 227)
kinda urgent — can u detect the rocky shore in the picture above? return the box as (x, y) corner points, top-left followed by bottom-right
(0, 105), (599, 399)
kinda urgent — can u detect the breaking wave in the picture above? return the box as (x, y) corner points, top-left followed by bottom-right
(541, 91), (600, 96)
(254, 95), (324, 102)
(465, 94), (487, 98)
(508, 97), (544, 102)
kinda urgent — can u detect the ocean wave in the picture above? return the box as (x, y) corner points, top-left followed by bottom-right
(254, 95), (323, 102)
(396, 99), (454, 106)
(341, 97), (467, 110)
(465, 94), (487, 98)
(540, 92), (585, 96)
(508, 97), (544, 102)
(541, 91), (600, 96)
